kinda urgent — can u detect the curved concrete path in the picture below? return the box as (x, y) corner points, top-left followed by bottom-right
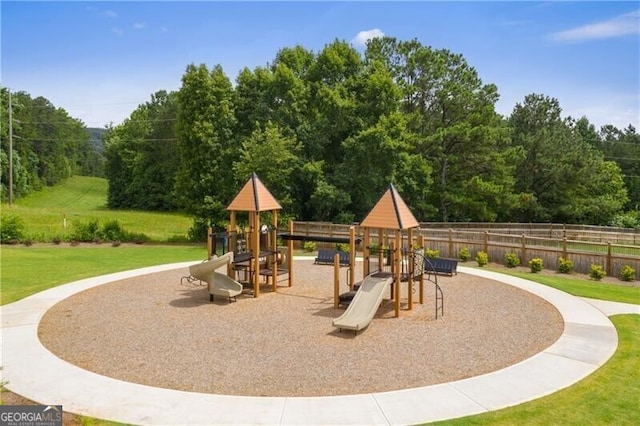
(1, 263), (635, 425)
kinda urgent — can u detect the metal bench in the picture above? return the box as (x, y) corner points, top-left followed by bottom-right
(314, 249), (350, 266)
(424, 257), (458, 276)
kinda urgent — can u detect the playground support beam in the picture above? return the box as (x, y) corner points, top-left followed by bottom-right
(227, 212), (237, 279)
(418, 234), (425, 305)
(407, 227), (414, 310)
(288, 220), (294, 287)
(271, 210), (278, 293)
(333, 253), (340, 309)
(349, 226), (356, 288)
(251, 211), (260, 297)
(363, 227), (370, 279)
(393, 237), (401, 318)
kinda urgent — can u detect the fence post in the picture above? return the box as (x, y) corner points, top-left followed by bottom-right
(334, 253), (340, 309)
(448, 228), (454, 258)
(521, 234), (526, 264)
(484, 231), (489, 254)
(562, 237), (567, 259)
(606, 243), (612, 276)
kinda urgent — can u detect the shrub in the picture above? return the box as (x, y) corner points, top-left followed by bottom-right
(336, 243), (350, 252)
(102, 219), (126, 242)
(558, 257), (574, 274)
(589, 264), (606, 281)
(425, 248), (440, 258)
(476, 251), (489, 267)
(529, 258), (543, 273)
(303, 241), (317, 252)
(72, 219), (101, 242)
(187, 217), (209, 242)
(458, 247), (471, 262)
(22, 239), (34, 247)
(0, 214), (25, 243)
(620, 265), (636, 282)
(505, 252), (521, 268)
(609, 211), (640, 229)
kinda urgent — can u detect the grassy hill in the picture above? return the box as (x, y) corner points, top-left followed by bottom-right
(2, 176), (193, 242)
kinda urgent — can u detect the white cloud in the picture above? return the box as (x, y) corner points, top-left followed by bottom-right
(112, 27), (123, 37)
(550, 9), (640, 43)
(160, 26), (168, 33)
(351, 28), (384, 47)
(104, 10), (118, 19)
(133, 22), (146, 30)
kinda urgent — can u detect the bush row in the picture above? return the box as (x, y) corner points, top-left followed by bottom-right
(0, 213), (151, 245)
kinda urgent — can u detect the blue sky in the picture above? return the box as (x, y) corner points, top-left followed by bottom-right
(2, 1), (639, 130)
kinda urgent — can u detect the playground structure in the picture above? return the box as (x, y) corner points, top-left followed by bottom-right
(203, 174), (442, 332)
(333, 183), (443, 332)
(224, 173), (282, 297)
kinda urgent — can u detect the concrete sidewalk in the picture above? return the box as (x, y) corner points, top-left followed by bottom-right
(1, 263), (634, 425)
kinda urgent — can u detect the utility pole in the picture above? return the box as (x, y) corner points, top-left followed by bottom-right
(8, 89), (13, 206)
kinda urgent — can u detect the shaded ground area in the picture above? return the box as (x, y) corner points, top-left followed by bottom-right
(38, 261), (563, 397)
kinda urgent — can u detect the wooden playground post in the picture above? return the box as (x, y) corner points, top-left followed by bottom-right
(251, 211), (260, 297)
(393, 237), (401, 318)
(363, 227), (370, 279)
(378, 228), (384, 270)
(227, 212), (237, 278)
(349, 226), (356, 289)
(334, 253), (340, 309)
(418, 234), (425, 305)
(407, 227), (413, 310)
(287, 220), (294, 286)
(271, 210), (278, 292)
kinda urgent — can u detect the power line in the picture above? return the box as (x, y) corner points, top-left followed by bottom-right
(14, 117), (178, 125)
(10, 100), (147, 109)
(18, 137), (178, 143)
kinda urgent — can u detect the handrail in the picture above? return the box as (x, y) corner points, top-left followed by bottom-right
(409, 250), (444, 320)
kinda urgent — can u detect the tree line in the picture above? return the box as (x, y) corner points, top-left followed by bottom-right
(6, 37), (638, 230)
(0, 87), (104, 200)
(104, 38), (639, 228)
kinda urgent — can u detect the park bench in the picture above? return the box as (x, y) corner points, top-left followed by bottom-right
(424, 257), (458, 276)
(314, 249), (350, 266)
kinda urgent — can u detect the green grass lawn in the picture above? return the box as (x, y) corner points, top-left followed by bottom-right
(2, 176), (192, 242)
(0, 245), (207, 305)
(433, 314), (639, 426)
(486, 267), (640, 304)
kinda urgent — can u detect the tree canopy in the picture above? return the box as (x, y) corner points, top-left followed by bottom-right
(1, 87), (103, 201)
(11, 36), (636, 229)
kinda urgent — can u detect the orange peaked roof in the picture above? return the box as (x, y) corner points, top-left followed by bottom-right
(226, 173), (282, 212)
(360, 183), (419, 230)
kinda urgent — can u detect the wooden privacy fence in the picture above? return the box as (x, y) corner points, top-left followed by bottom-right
(288, 222), (640, 278)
